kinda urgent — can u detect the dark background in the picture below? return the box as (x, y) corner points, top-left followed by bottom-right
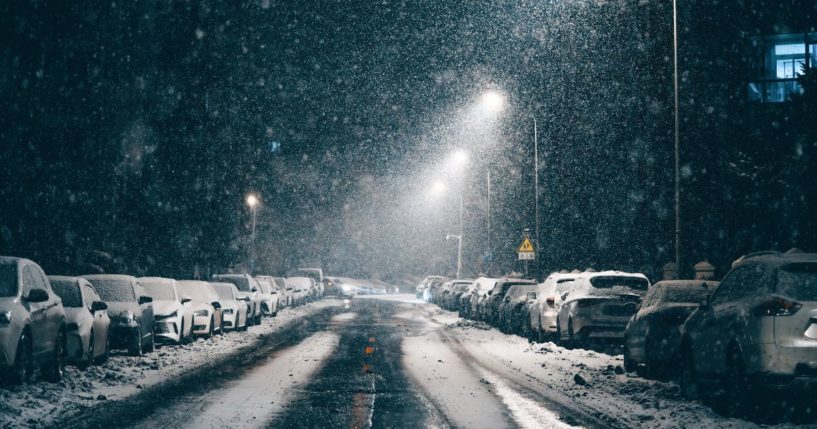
(1, 0), (815, 282)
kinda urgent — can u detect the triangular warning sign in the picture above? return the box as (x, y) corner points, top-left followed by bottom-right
(518, 238), (535, 253)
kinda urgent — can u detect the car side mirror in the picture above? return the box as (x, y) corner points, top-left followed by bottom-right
(180, 295), (192, 304)
(91, 301), (108, 312)
(26, 288), (49, 303)
(251, 287), (258, 293)
(139, 295), (153, 305)
(211, 301), (222, 310)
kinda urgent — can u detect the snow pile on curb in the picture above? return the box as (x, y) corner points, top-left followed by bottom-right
(0, 299), (342, 429)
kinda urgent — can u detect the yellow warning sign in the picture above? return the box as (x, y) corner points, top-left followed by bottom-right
(518, 238), (535, 253)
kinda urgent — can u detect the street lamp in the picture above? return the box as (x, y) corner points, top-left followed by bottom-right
(672, 0), (682, 276)
(479, 90), (506, 114)
(430, 177), (464, 279)
(245, 193), (260, 273)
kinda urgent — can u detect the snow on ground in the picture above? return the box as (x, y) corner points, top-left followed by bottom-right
(0, 299), (342, 429)
(383, 294), (797, 429)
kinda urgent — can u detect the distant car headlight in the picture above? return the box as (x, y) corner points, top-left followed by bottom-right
(0, 311), (12, 324)
(193, 309), (209, 317)
(223, 308), (234, 314)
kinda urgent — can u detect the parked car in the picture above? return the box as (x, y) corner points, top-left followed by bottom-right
(442, 280), (473, 311)
(623, 280), (718, 377)
(49, 276), (110, 368)
(82, 274), (154, 356)
(526, 273), (577, 341)
(467, 277), (500, 319)
(484, 279), (537, 325)
(679, 250), (817, 416)
(417, 275), (445, 299)
(287, 277), (313, 306)
(211, 282), (248, 332)
(423, 277), (448, 303)
(176, 281), (223, 338)
(498, 284), (537, 334)
(138, 277), (194, 345)
(0, 257), (67, 383)
(272, 277), (293, 307)
(556, 271), (649, 345)
(212, 274), (263, 325)
(254, 276), (279, 317)
(295, 268), (324, 298)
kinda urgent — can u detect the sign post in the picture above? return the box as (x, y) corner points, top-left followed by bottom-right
(517, 229), (536, 278)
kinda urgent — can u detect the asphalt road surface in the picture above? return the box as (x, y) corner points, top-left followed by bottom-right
(56, 296), (600, 429)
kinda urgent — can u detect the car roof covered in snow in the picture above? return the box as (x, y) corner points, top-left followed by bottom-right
(733, 250), (817, 268)
(81, 274), (137, 282)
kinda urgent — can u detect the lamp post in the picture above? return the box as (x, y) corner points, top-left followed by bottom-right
(245, 193), (260, 273)
(672, 0), (682, 276)
(432, 178), (464, 279)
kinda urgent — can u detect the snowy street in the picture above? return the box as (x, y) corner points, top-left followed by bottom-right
(5, 293), (807, 429)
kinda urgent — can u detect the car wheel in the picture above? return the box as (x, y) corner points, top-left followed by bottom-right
(129, 328), (144, 357)
(43, 329), (66, 382)
(642, 335), (664, 379)
(79, 331), (95, 370)
(721, 348), (751, 418)
(623, 337), (637, 373)
(678, 342), (698, 400)
(10, 331), (33, 385)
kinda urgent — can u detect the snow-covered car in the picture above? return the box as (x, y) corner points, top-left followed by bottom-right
(327, 277), (360, 298)
(556, 271), (649, 344)
(416, 275), (445, 299)
(138, 277), (194, 345)
(497, 284), (537, 334)
(176, 281), (223, 338)
(623, 280), (717, 377)
(483, 279), (536, 325)
(467, 277), (500, 319)
(287, 277), (313, 306)
(441, 280), (473, 311)
(0, 257), (67, 384)
(272, 277), (293, 307)
(527, 273), (577, 341)
(82, 274), (155, 356)
(211, 282), (248, 332)
(423, 277), (448, 303)
(679, 250), (817, 416)
(254, 276), (279, 317)
(49, 276), (110, 368)
(212, 274), (263, 325)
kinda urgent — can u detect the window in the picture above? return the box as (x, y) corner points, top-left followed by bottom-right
(710, 265), (767, 305)
(749, 32), (817, 103)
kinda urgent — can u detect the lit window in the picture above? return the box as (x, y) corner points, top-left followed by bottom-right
(748, 32), (816, 103)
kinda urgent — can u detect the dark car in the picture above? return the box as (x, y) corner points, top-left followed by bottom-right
(81, 275), (154, 356)
(623, 280), (717, 378)
(498, 284), (537, 334)
(483, 279), (536, 326)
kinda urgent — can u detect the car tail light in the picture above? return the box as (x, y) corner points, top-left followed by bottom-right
(753, 297), (802, 317)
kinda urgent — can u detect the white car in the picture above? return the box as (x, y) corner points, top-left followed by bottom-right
(211, 282), (248, 332)
(556, 271), (650, 344)
(138, 277), (194, 345)
(176, 281), (222, 338)
(287, 277), (313, 306)
(254, 276), (280, 317)
(272, 277), (293, 307)
(49, 276), (111, 368)
(527, 273), (577, 341)
(467, 277), (500, 319)
(212, 274), (263, 325)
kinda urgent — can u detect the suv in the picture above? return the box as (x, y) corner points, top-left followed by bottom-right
(0, 257), (67, 383)
(556, 271), (649, 344)
(82, 275), (155, 356)
(527, 273), (577, 341)
(254, 276), (279, 317)
(679, 250), (817, 416)
(483, 279), (536, 325)
(212, 274), (263, 325)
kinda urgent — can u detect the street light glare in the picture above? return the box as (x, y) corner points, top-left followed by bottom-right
(480, 90), (506, 113)
(246, 194), (260, 208)
(451, 149), (469, 167)
(431, 180), (447, 195)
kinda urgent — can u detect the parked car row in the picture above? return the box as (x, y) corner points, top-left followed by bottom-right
(0, 255), (326, 386)
(427, 249), (817, 417)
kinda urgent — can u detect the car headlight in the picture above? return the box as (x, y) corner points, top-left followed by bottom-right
(0, 311), (11, 324)
(193, 309), (209, 317)
(126, 311), (135, 323)
(223, 308), (234, 314)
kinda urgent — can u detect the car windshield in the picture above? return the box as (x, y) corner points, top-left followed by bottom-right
(216, 276), (251, 292)
(256, 280), (272, 294)
(663, 286), (711, 304)
(508, 285), (535, 299)
(87, 279), (136, 302)
(589, 276), (649, 291)
(51, 280), (83, 307)
(177, 283), (214, 302)
(212, 284), (235, 300)
(141, 282), (177, 301)
(0, 262), (17, 297)
(777, 263), (817, 301)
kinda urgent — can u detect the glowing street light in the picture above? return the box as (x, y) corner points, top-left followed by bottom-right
(450, 149), (469, 168)
(430, 180), (447, 195)
(245, 193), (260, 273)
(479, 90), (506, 114)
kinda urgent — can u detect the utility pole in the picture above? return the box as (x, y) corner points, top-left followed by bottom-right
(533, 115), (539, 280)
(673, 0), (682, 277)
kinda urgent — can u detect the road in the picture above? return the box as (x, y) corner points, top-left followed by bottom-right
(55, 296), (606, 429)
